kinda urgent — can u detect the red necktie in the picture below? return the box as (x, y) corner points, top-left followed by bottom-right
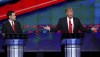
(68, 19), (72, 33)
(12, 22), (15, 32)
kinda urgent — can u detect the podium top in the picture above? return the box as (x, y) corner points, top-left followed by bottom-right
(2, 33), (27, 39)
(62, 33), (84, 39)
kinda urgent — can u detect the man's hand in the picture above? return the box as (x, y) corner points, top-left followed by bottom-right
(91, 26), (98, 32)
(43, 25), (50, 31)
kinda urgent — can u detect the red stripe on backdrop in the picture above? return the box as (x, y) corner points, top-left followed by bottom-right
(0, 0), (65, 21)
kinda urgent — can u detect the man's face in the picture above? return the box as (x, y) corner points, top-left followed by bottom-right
(9, 13), (16, 21)
(66, 10), (73, 19)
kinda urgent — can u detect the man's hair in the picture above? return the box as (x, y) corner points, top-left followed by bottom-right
(65, 7), (73, 12)
(6, 11), (14, 18)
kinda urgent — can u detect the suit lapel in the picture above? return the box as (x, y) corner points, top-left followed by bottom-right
(63, 17), (68, 32)
(7, 21), (14, 32)
(14, 21), (17, 33)
(73, 18), (76, 33)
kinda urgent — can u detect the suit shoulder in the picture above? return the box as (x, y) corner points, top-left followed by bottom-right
(2, 21), (9, 26)
(15, 21), (20, 24)
(73, 17), (80, 20)
(59, 17), (66, 21)
(73, 17), (81, 22)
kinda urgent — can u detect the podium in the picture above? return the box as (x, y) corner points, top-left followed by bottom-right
(61, 33), (84, 57)
(4, 33), (27, 57)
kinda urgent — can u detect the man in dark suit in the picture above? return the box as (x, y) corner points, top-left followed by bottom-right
(2, 11), (23, 34)
(1, 11), (23, 57)
(43, 7), (97, 57)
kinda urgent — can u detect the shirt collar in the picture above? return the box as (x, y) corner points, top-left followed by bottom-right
(67, 17), (73, 20)
(9, 19), (14, 25)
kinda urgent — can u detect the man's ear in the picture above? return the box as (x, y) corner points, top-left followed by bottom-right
(9, 16), (11, 19)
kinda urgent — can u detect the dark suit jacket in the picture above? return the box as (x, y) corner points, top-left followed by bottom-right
(50, 17), (91, 39)
(2, 21), (23, 34)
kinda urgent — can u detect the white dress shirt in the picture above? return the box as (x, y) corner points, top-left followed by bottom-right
(9, 20), (14, 26)
(67, 17), (74, 33)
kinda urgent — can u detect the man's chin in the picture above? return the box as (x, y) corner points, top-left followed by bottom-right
(13, 19), (16, 21)
(68, 16), (73, 18)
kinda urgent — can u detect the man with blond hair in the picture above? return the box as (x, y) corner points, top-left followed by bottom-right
(43, 7), (97, 57)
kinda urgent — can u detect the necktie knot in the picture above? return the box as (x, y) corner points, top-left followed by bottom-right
(11, 22), (14, 24)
